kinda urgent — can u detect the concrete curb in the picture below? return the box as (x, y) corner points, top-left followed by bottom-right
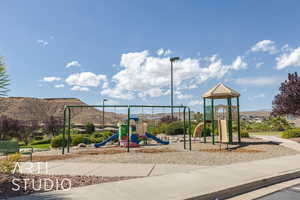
(187, 169), (300, 200)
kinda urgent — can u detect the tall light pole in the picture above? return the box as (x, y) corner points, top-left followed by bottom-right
(102, 99), (108, 129)
(170, 57), (180, 120)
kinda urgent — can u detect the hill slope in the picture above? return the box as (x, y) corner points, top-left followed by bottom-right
(0, 97), (123, 124)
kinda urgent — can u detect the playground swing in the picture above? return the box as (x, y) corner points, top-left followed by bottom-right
(62, 105), (192, 155)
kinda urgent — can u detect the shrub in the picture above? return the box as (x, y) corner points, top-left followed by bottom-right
(30, 138), (51, 145)
(165, 121), (184, 135)
(51, 135), (64, 148)
(101, 131), (113, 139)
(85, 122), (95, 134)
(240, 130), (250, 138)
(281, 128), (300, 139)
(90, 132), (104, 143)
(71, 134), (90, 146)
(0, 153), (21, 174)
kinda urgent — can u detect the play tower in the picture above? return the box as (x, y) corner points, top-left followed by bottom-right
(202, 83), (241, 144)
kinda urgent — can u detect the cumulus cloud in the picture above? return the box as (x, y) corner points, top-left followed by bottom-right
(251, 40), (277, 54)
(157, 48), (172, 56)
(189, 100), (203, 107)
(42, 76), (61, 82)
(256, 62), (264, 68)
(248, 93), (265, 101)
(37, 39), (48, 47)
(101, 50), (247, 99)
(176, 91), (193, 99)
(55, 84), (64, 88)
(66, 61), (81, 68)
(71, 86), (89, 92)
(276, 47), (300, 70)
(65, 72), (107, 87)
(235, 76), (280, 86)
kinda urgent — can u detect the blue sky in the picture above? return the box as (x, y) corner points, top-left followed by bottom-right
(1, 0), (300, 111)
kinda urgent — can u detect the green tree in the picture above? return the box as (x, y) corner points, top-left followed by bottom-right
(0, 57), (9, 96)
(85, 122), (95, 134)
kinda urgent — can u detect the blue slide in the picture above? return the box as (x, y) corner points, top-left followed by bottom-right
(145, 133), (169, 145)
(94, 133), (118, 148)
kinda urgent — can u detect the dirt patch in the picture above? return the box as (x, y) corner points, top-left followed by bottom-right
(135, 148), (177, 153)
(0, 173), (141, 199)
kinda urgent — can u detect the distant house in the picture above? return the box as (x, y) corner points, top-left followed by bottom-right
(287, 114), (300, 127)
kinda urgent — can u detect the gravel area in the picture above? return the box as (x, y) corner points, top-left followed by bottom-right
(55, 137), (300, 166)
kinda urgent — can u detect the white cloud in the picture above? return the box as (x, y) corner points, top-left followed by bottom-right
(276, 47), (300, 70)
(42, 76), (61, 82)
(55, 84), (64, 88)
(156, 48), (173, 56)
(176, 91), (193, 99)
(251, 40), (277, 54)
(157, 48), (164, 56)
(37, 39), (48, 47)
(101, 50), (247, 99)
(189, 100), (203, 107)
(256, 62), (264, 68)
(235, 76), (280, 86)
(248, 93), (265, 101)
(164, 49), (172, 56)
(66, 61), (81, 68)
(71, 86), (89, 92)
(65, 72), (107, 87)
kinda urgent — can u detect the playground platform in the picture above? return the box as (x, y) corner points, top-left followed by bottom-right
(11, 154), (300, 200)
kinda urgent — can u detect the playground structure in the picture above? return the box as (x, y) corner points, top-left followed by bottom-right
(61, 105), (192, 154)
(193, 83), (241, 145)
(94, 115), (169, 148)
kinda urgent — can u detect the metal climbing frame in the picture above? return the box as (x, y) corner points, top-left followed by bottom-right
(62, 105), (192, 154)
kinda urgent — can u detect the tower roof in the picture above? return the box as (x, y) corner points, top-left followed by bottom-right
(202, 83), (240, 99)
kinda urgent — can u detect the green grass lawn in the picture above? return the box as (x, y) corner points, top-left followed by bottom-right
(20, 143), (51, 149)
(249, 131), (282, 136)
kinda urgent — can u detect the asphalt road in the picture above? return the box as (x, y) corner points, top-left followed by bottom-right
(257, 184), (300, 200)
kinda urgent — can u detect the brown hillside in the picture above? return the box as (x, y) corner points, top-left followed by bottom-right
(0, 97), (123, 124)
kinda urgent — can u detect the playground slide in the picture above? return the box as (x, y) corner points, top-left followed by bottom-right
(193, 122), (204, 137)
(145, 133), (169, 145)
(94, 133), (118, 148)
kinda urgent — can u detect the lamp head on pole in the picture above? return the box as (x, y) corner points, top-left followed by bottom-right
(170, 57), (180, 62)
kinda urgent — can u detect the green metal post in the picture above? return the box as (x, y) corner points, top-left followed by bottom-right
(211, 98), (215, 145)
(127, 106), (130, 153)
(67, 107), (71, 153)
(62, 107), (66, 155)
(188, 108), (192, 151)
(183, 107), (186, 150)
(203, 98), (207, 143)
(227, 98), (233, 144)
(237, 97), (241, 143)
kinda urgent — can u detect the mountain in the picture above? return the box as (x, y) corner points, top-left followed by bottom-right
(240, 109), (271, 118)
(0, 97), (123, 124)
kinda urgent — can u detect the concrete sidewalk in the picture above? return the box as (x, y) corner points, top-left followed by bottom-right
(19, 162), (205, 177)
(255, 135), (300, 151)
(12, 154), (300, 200)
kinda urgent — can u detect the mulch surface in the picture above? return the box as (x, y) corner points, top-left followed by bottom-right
(0, 173), (141, 199)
